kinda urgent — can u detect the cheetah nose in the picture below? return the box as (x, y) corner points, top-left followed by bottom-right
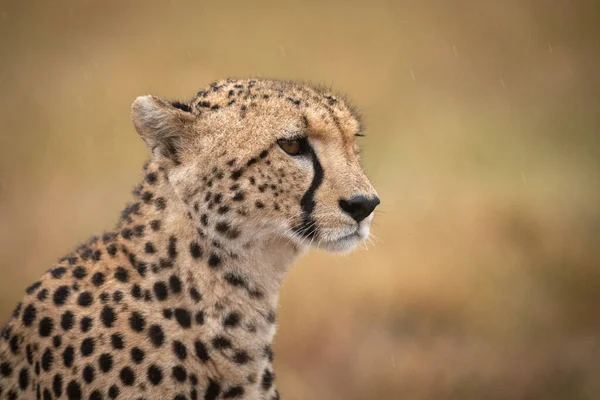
(338, 195), (380, 223)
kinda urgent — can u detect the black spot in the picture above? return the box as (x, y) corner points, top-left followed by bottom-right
(259, 150), (269, 158)
(217, 205), (230, 214)
(11, 302), (22, 318)
(129, 312), (146, 332)
(189, 287), (202, 302)
(83, 364), (95, 383)
(150, 219), (161, 231)
(107, 244), (118, 257)
(53, 374), (63, 397)
(215, 222), (229, 234)
(189, 242), (203, 259)
(131, 284), (142, 299)
(72, 266), (87, 279)
(80, 316), (93, 332)
(148, 324), (165, 347)
(39, 317), (54, 337)
(9, 334), (18, 354)
(261, 369), (274, 390)
(26, 344), (34, 364)
(255, 201), (264, 209)
(141, 191), (154, 203)
(53, 286), (71, 306)
(155, 197), (166, 210)
(121, 228), (133, 240)
(172, 341), (187, 360)
(146, 172), (158, 184)
(195, 310), (205, 325)
(168, 236), (178, 259)
(0, 361), (12, 377)
(171, 365), (187, 382)
(223, 386), (244, 398)
(193, 340), (209, 362)
(134, 224), (145, 237)
(60, 311), (74, 330)
(211, 336), (231, 349)
(7, 332), (17, 354)
(66, 381), (81, 400)
(153, 281), (168, 301)
(111, 333), (125, 350)
(91, 272), (105, 286)
(163, 308), (173, 319)
(205, 379), (221, 400)
(147, 365), (163, 385)
(208, 254), (221, 268)
(231, 169), (244, 180)
(98, 353), (113, 372)
(223, 312), (241, 328)
(200, 214), (208, 226)
(131, 347), (145, 364)
(50, 267), (67, 279)
(114, 267), (129, 282)
(108, 385), (119, 399)
(233, 350), (250, 364)
(22, 304), (37, 326)
(174, 308), (191, 328)
(103, 232), (117, 243)
(81, 337), (95, 356)
(120, 367), (135, 386)
(77, 292), (93, 307)
(53, 335), (62, 348)
(145, 242), (157, 254)
(113, 290), (123, 303)
(89, 390), (102, 400)
(99, 306), (116, 328)
(26, 281), (41, 294)
(224, 273), (246, 287)
(264, 345), (275, 363)
(100, 291), (110, 303)
(41, 348), (54, 371)
(232, 192), (245, 201)
(137, 262), (148, 277)
(169, 275), (182, 293)
(62, 345), (74, 368)
(17, 367), (29, 390)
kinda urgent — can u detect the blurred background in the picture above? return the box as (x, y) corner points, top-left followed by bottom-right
(1, 1), (599, 399)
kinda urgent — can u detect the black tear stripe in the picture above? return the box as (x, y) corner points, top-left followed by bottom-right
(294, 147), (324, 239)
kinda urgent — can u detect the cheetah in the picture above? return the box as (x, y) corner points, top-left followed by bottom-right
(0, 78), (380, 400)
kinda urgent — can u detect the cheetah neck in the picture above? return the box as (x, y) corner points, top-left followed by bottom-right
(113, 162), (300, 319)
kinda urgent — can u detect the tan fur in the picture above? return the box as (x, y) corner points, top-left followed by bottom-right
(0, 78), (378, 400)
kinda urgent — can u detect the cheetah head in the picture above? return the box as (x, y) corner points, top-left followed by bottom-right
(131, 79), (379, 254)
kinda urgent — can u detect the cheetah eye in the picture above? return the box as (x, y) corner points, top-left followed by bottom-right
(277, 138), (308, 156)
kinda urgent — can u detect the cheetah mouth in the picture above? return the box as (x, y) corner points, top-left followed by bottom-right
(317, 230), (362, 252)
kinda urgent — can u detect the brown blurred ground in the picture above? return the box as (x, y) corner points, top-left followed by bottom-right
(1, 1), (600, 399)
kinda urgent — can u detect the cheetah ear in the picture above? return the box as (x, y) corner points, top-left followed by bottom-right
(131, 95), (195, 164)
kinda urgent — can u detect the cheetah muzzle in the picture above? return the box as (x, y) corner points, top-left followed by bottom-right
(0, 78), (380, 400)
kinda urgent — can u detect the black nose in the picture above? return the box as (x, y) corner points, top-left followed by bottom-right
(339, 195), (380, 223)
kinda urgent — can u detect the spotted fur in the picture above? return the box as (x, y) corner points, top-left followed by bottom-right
(0, 78), (379, 399)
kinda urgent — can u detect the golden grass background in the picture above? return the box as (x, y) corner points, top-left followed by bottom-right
(1, 1), (599, 399)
